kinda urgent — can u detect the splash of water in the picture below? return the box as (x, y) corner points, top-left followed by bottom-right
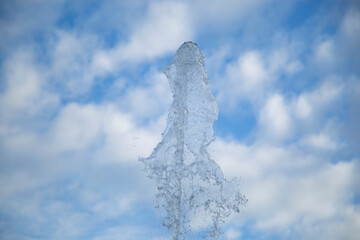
(140, 42), (247, 239)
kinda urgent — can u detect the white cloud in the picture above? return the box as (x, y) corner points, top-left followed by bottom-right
(236, 51), (268, 91)
(227, 52), (268, 92)
(90, 194), (134, 219)
(216, 51), (270, 108)
(249, 79), (343, 145)
(314, 39), (335, 67)
(293, 79), (343, 124)
(47, 103), (103, 153)
(209, 138), (360, 239)
(0, 48), (168, 235)
(339, 8), (360, 70)
(258, 94), (292, 141)
(284, 60), (303, 75)
(1, 51), (41, 109)
(95, 105), (161, 163)
(300, 132), (339, 150)
(92, 225), (167, 240)
(225, 228), (242, 239)
(0, 50), (59, 121)
(311, 7), (360, 73)
(0, 0), (65, 53)
(118, 72), (172, 120)
(294, 94), (312, 119)
(91, 1), (192, 75)
(267, 47), (299, 75)
(0, 99), (163, 238)
(215, 41), (304, 111)
(340, 8), (360, 42)
(185, 0), (271, 32)
(49, 31), (99, 96)
(43, 102), (162, 163)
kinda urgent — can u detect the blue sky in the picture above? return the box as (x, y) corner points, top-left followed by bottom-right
(0, 0), (359, 239)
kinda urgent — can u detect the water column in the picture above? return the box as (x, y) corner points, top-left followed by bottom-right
(140, 42), (247, 240)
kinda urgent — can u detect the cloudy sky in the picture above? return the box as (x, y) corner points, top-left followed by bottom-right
(0, 0), (359, 239)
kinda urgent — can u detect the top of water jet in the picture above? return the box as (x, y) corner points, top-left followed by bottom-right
(171, 41), (205, 65)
